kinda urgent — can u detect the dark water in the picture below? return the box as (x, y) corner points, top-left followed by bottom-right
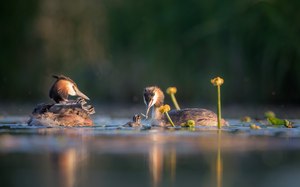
(1, 116), (300, 187)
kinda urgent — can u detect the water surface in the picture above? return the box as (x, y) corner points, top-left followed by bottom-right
(1, 115), (300, 187)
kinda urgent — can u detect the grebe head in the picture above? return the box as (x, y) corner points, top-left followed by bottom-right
(49, 75), (90, 103)
(133, 114), (142, 123)
(143, 86), (164, 118)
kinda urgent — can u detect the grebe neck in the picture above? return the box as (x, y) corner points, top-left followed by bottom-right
(151, 105), (163, 121)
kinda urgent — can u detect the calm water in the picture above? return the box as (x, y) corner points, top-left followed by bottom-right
(1, 116), (300, 187)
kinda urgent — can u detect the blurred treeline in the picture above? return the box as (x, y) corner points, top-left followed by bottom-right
(1, 0), (300, 104)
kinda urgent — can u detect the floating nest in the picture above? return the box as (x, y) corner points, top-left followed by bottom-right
(28, 98), (95, 127)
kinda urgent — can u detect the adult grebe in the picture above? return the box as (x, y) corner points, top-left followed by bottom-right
(28, 97), (95, 126)
(143, 86), (227, 126)
(49, 75), (90, 103)
(28, 75), (94, 127)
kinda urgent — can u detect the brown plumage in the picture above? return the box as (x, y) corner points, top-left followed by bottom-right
(49, 75), (90, 103)
(143, 86), (227, 126)
(167, 108), (226, 126)
(28, 98), (95, 127)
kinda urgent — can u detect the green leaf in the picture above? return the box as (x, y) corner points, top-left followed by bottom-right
(267, 117), (285, 125)
(267, 117), (293, 128)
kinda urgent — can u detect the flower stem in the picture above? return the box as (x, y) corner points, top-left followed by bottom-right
(217, 85), (222, 129)
(165, 112), (175, 127)
(171, 94), (180, 110)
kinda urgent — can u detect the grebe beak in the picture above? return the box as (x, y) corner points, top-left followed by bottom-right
(145, 93), (158, 119)
(74, 86), (90, 100)
(145, 99), (154, 119)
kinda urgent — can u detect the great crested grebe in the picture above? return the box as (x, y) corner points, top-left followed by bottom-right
(28, 98), (95, 126)
(143, 86), (227, 126)
(49, 75), (90, 103)
(28, 75), (95, 127)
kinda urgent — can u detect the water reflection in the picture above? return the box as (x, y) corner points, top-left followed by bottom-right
(37, 128), (90, 187)
(1, 126), (300, 187)
(148, 131), (224, 187)
(53, 149), (77, 187)
(169, 147), (176, 184)
(217, 131), (223, 187)
(149, 133), (177, 187)
(149, 141), (163, 187)
(50, 148), (89, 187)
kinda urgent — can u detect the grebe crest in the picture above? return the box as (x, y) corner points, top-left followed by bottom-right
(49, 75), (90, 103)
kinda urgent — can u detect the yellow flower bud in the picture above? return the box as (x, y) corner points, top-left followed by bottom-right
(166, 87), (177, 95)
(159, 104), (171, 113)
(187, 120), (195, 127)
(211, 77), (224, 86)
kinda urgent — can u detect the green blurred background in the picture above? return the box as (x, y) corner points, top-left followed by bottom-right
(1, 0), (300, 105)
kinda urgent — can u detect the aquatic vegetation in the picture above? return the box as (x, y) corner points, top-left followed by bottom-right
(166, 87), (180, 110)
(180, 120), (196, 131)
(250, 124), (261, 130)
(211, 77), (224, 86)
(159, 104), (175, 127)
(240, 116), (252, 122)
(263, 110), (293, 128)
(265, 111), (276, 118)
(211, 77), (224, 129)
(180, 120), (195, 128)
(239, 111), (293, 129)
(267, 117), (293, 128)
(187, 120), (195, 127)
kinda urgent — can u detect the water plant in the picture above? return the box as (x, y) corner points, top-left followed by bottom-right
(265, 111), (276, 118)
(166, 87), (180, 110)
(241, 116), (251, 122)
(180, 120), (195, 127)
(267, 117), (293, 128)
(250, 124), (261, 129)
(180, 120), (196, 131)
(211, 77), (224, 129)
(216, 130), (223, 187)
(159, 104), (175, 127)
(264, 111), (293, 128)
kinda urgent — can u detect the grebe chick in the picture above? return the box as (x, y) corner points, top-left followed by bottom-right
(123, 114), (142, 127)
(143, 86), (227, 126)
(49, 75), (90, 103)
